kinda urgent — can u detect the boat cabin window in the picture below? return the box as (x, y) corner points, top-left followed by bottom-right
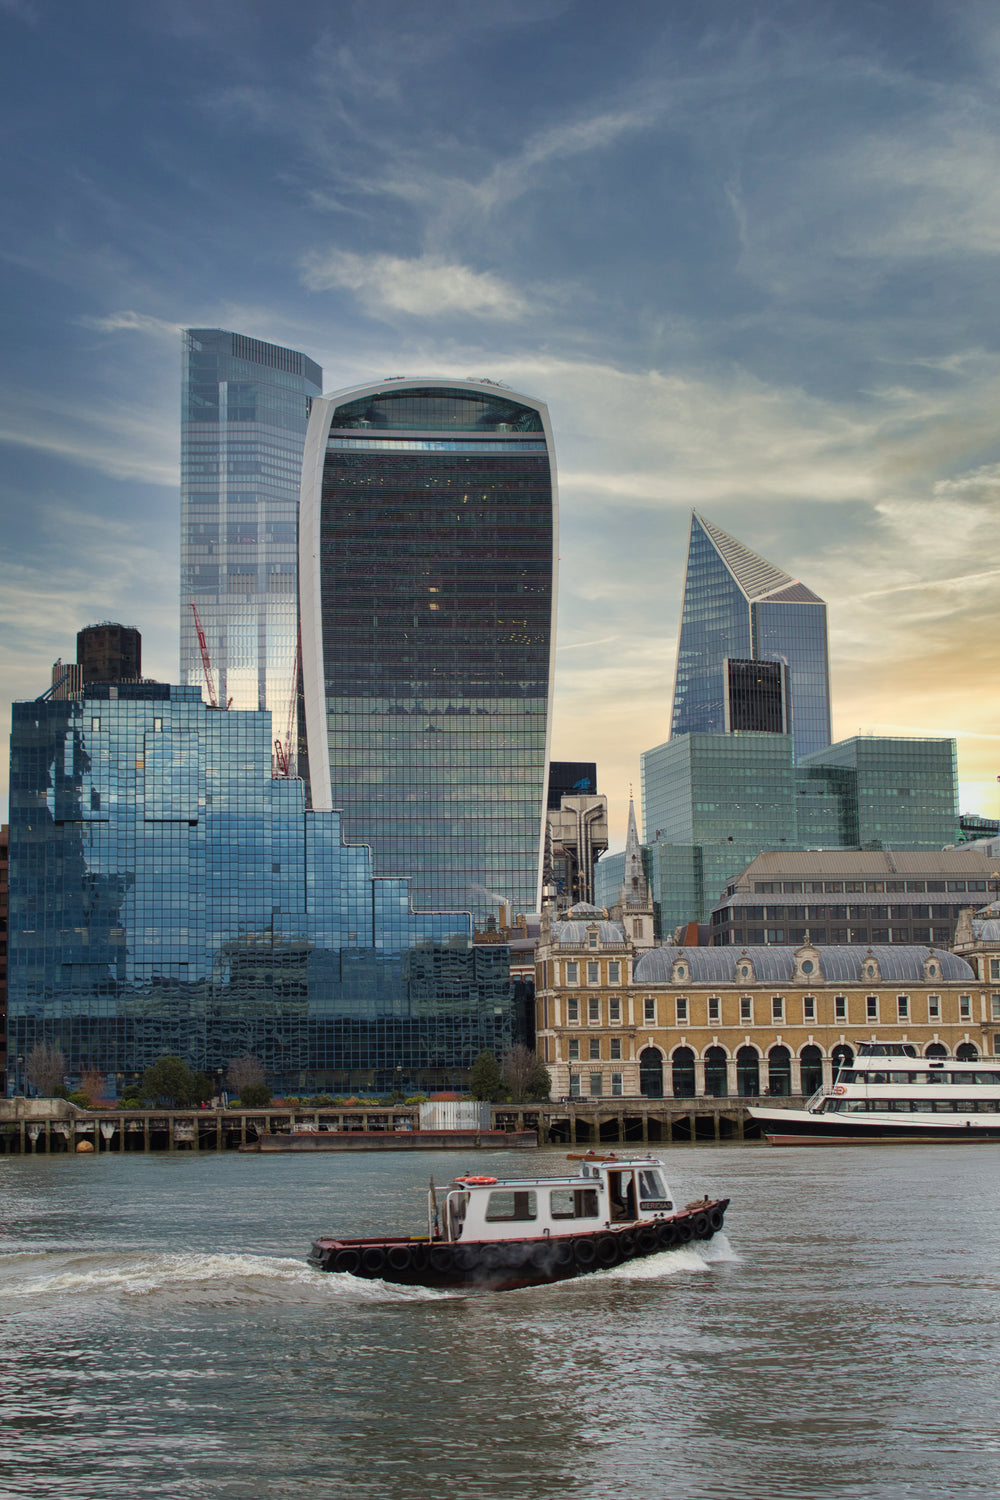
(638, 1168), (667, 1200)
(550, 1188), (600, 1220)
(485, 1190), (537, 1222)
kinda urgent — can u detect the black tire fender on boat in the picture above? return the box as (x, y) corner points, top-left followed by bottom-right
(386, 1245), (411, 1272)
(480, 1243), (504, 1271)
(573, 1236), (597, 1266)
(656, 1220), (677, 1249)
(500, 1242), (526, 1270)
(332, 1248), (361, 1275)
(595, 1234), (620, 1267)
(692, 1213), (711, 1239)
(636, 1226), (658, 1255)
(617, 1231), (636, 1258)
(708, 1207), (725, 1233)
(552, 1238), (575, 1267)
(675, 1217), (694, 1243)
(361, 1246), (386, 1275)
(528, 1241), (553, 1271)
(429, 1245), (454, 1273)
(408, 1243), (428, 1272)
(454, 1244), (480, 1272)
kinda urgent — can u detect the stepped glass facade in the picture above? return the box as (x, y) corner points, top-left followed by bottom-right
(300, 379), (557, 925)
(7, 685), (514, 1093)
(671, 512), (831, 761)
(180, 330), (322, 769)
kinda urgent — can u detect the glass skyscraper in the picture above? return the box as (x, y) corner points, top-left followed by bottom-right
(299, 379), (557, 925)
(180, 329), (322, 770)
(7, 684), (514, 1093)
(670, 512), (831, 761)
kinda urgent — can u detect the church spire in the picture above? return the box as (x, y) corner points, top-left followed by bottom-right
(620, 786), (648, 907)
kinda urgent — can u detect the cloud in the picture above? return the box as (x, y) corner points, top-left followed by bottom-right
(0, 388), (177, 486)
(301, 250), (532, 320)
(79, 310), (184, 340)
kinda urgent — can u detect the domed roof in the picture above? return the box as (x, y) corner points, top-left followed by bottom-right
(633, 944), (976, 984)
(552, 920), (626, 946)
(564, 902), (606, 919)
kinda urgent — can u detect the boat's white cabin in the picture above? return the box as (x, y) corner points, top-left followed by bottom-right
(438, 1155), (677, 1242)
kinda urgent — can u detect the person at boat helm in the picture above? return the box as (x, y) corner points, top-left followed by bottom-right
(609, 1171), (636, 1222)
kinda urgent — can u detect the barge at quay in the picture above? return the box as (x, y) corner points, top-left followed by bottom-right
(749, 1041), (1000, 1144)
(245, 1126), (536, 1152)
(308, 1152), (729, 1290)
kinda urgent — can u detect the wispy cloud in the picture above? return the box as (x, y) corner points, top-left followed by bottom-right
(301, 251), (532, 320)
(0, 388), (177, 485)
(79, 310), (183, 340)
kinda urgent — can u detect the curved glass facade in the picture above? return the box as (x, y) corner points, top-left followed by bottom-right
(7, 686), (514, 1092)
(300, 381), (557, 925)
(180, 329), (322, 772)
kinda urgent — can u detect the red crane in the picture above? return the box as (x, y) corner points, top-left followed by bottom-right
(274, 628), (301, 777)
(189, 602), (219, 710)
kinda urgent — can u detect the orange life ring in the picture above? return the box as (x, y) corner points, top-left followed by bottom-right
(833, 1086), (845, 1095)
(455, 1175), (497, 1185)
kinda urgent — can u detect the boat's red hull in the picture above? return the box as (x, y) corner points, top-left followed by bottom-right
(308, 1199), (729, 1290)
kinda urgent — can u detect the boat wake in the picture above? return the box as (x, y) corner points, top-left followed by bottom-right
(0, 1250), (450, 1308)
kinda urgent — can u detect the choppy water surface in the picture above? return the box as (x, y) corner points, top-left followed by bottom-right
(2, 1144), (1000, 1499)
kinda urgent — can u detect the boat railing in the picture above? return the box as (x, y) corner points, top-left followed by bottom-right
(806, 1087), (836, 1110)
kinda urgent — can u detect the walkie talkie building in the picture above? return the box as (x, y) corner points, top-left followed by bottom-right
(299, 379), (558, 924)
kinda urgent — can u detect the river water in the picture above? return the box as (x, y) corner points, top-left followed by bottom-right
(2, 1142), (999, 1500)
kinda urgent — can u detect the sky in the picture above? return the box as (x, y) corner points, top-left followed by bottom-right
(3, 0), (1000, 851)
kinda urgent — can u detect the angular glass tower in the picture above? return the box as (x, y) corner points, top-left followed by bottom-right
(180, 329), (322, 768)
(299, 379), (558, 924)
(670, 512), (831, 761)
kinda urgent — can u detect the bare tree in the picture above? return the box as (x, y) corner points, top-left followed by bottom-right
(226, 1054), (265, 1095)
(25, 1043), (66, 1097)
(501, 1044), (534, 1103)
(501, 1044), (551, 1102)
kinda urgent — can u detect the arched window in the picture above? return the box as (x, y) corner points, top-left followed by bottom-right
(736, 1046), (760, 1097)
(800, 1044), (823, 1096)
(671, 1046), (696, 1098)
(704, 1045), (728, 1097)
(926, 1042), (948, 1059)
(639, 1047), (663, 1099)
(767, 1045), (791, 1097)
(956, 1042), (979, 1061)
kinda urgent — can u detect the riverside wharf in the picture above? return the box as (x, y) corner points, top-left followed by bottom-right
(1, 1097), (775, 1155)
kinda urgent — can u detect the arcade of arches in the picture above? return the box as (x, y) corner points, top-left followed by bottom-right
(633, 1039), (983, 1099)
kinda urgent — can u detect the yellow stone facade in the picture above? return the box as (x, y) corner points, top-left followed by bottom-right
(534, 922), (998, 1101)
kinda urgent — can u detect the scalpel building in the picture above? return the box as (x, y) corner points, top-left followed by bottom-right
(299, 379), (558, 925)
(671, 512), (832, 762)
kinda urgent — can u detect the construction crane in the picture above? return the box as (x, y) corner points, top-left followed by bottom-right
(189, 602), (220, 710)
(274, 628), (301, 777)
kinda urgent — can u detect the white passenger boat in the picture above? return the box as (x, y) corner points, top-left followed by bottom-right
(308, 1152), (729, 1290)
(749, 1042), (1000, 1144)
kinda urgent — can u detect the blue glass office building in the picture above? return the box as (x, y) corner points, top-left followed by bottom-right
(671, 513), (831, 761)
(180, 330), (322, 767)
(300, 380), (557, 925)
(7, 686), (514, 1093)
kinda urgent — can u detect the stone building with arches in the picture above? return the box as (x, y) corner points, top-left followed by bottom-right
(534, 902), (993, 1101)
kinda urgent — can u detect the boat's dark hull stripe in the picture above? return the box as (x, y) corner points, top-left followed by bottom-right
(307, 1200), (729, 1290)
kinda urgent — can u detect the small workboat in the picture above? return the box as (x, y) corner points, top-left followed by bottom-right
(308, 1153), (730, 1290)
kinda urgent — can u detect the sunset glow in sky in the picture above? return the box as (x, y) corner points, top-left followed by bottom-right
(3, 0), (1000, 848)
